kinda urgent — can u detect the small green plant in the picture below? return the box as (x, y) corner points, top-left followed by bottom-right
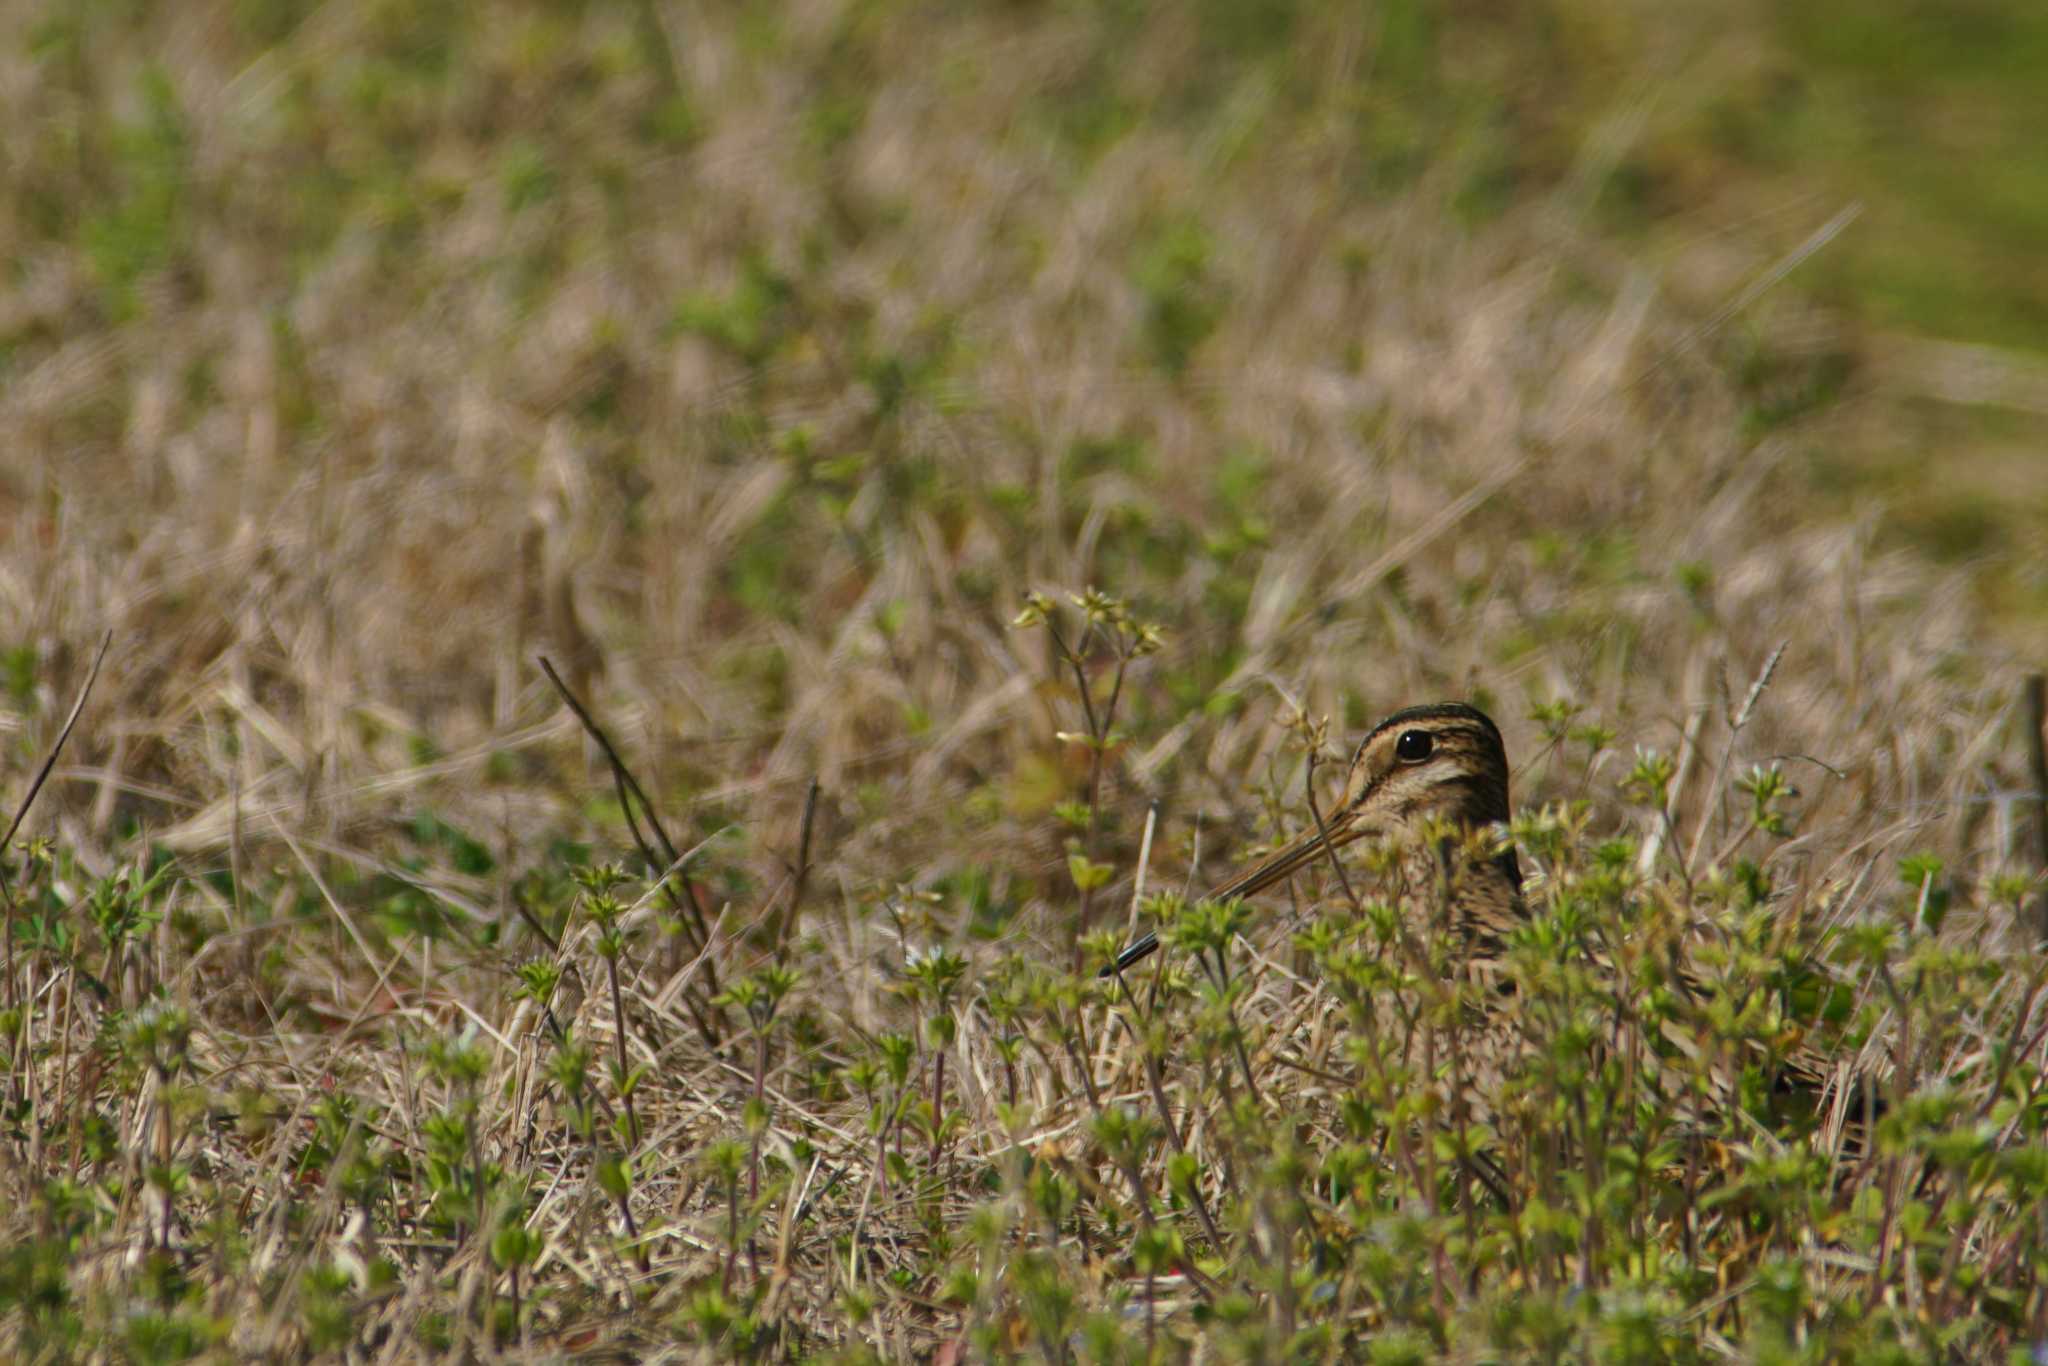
(1013, 588), (1166, 961)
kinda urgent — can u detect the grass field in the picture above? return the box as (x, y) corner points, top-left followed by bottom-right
(4, 0), (2048, 1359)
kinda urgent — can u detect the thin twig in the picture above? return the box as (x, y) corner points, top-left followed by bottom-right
(3, 629), (107, 1072)
(0, 630), (113, 904)
(2020, 675), (2048, 942)
(774, 777), (822, 961)
(1304, 740), (1365, 916)
(537, 654), (726, 1046)
(1685, 640), (1786, 876)
(537, 655), (706, 933)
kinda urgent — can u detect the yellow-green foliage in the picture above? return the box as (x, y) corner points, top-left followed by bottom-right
(1, 0), (2046, 1360)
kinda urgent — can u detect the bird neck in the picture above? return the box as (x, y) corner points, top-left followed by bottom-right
(1401, 830), (1525, 949)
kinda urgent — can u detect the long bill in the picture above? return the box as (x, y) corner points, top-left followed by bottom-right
(1097, 802), (1383, 978)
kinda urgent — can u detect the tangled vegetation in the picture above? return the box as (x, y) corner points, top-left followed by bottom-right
(3, 0), (2047, 1360)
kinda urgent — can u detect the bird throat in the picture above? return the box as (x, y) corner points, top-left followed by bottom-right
(1395, 829), (1526, 957)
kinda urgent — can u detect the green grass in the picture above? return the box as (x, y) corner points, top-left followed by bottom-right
(2, 0), (2047, 1359)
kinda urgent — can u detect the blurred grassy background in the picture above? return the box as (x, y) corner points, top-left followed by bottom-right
(5, 0), (2044, 645)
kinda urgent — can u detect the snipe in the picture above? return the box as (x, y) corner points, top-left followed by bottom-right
(1102, 701), (1523, 978)
(1102, 700), (1857, 1136)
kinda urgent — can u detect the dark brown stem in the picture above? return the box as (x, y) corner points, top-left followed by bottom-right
(609, 764), (707, 955)
(774, 778), (821, 962)
(605, 955), (641, 1150)
(2022, 674), (2048, 941)
(1044, 620), (1099, 738)
(1056, 1014), (1101, 1114)
(617, 1164), (649, 1273)
(512, 891), (561, 954)
(2, 630), (112, 1012)
(537, 654), (726, 1047)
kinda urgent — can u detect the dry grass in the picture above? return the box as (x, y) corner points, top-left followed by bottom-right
(2, 1), (2046, 1360)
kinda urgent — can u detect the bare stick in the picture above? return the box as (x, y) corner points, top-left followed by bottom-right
(1, 631), (113, 886)
(538, 657), (715, 948)
(537, 654), (726, 1046)
(3, 630), (113, 1010)
(773, 777), (822, 962)
(2023, 675), (2048, 942)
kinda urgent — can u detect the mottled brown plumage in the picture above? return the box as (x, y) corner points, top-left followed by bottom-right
(1102, 701), (1856, 1138)
(1103, 702), (1525, 976)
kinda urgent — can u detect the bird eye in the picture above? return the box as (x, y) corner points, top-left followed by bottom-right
(1395, 730), (1434, 763)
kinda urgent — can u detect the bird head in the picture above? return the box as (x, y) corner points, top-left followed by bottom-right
(1101, 701), (1519, 976)
(1207, 702), (1515, 899)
